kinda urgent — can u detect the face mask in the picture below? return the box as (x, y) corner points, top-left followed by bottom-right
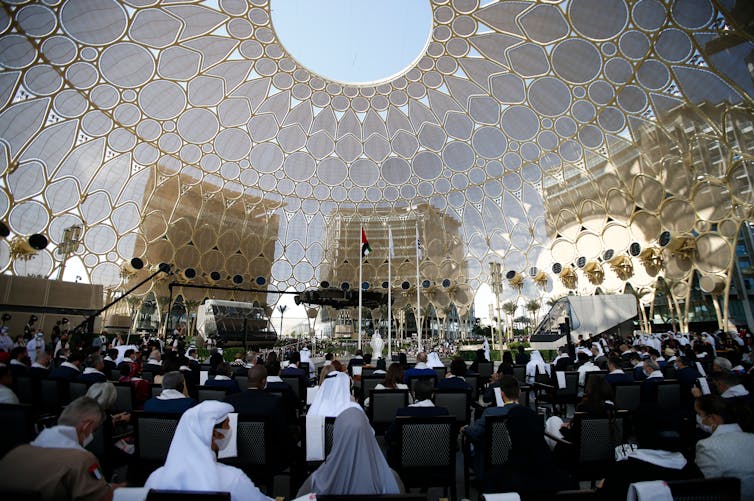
(82, 433), (94, 448)
(214, 427), (232, 451)
(696, 414), (714, 434)
(643, 369), (650, 377)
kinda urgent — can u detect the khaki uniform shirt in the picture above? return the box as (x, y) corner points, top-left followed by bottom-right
(0, 445), (110, 500)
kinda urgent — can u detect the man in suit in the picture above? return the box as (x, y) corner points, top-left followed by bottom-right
(264, 360), (299, 420)
(639, 359), (664, 403)
(551, 346), (571, 372)
(437, 357), (472, 391)
(30, 351), (51, 379)
(463, 375), (522, 480)
(346, 349), (364, 376)
(205, 361), (241, 394)
(403, 352), (435, 382)
(76, 354), (108, 384)
(281, 351), (307, 390)
(143, 349), (163, 374)
(8, 346), (30, 378)
(674, 356), (701, 407)
(103, 348), (117, 373)
(630, 353), (646, 381)
(144, 371), (196, 414)
(48, 350), (84, 381)
(224, 364), (293, 464)
(605, 356), (633, 385)
(386, 379), (448, 448)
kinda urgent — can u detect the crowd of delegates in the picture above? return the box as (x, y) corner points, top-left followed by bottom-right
(1, 322), (754, 499)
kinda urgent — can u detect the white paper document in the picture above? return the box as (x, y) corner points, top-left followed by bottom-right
(305, 414), (326, 461)
(494, 387), (504, 407)
(697, 378), (711, 395)
(556, 371), (566, 389)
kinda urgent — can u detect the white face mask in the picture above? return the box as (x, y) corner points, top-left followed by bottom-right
(214, 427), (232, 451)
(82, 433), (94, 448)
(696, 414), (714, 434)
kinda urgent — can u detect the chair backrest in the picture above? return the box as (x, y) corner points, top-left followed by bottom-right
(135, 412), (180, 462)
(324, 416), (336, 457)
(146, 489), (230, 500)
(484, 414), (513, 467)
(407, 375), (437, 397)
(141, 371), (155, 383)
(235, 376), (248, 390)
(69, 381), (89, 401)
(465, 375), (478, 401)
(0, 403), (35, 457)
(370, 389), (409, 424)
(662, 365), (676, 379)
(14, 376), (35, 405)
(281, 376), (302, 401)
(197, 386), (228, 403)
(477, 362), (494, 379)
(151, 385), (163, 398)
(234, 415), (269, 466)
(361, 367), (375, 378)
(114, 382), (134, 412)
(110, 369), (120, 381)
(667, 477), (741, 501)
(300, 362), (310, 375)
(557, 372), (580, 398)
(360, 375), (384, 401)
(434, 389), (471, 425)
(656, 381), (681, 409)
(512, 365), (526, 385)
(583, 371), (608, 389)
(613, 383), (642, 412)
(574, 411), (625, 464)
(433, 367), (447, 380)
(395, 416), (455, 469)
(40, 379), (63, 408)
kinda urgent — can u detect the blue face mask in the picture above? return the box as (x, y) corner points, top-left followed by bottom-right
(696, 414), (714, 434)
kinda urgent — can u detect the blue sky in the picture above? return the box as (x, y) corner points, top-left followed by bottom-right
(270, 0), (433, 84)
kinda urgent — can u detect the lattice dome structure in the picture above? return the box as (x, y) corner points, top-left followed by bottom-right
(0, 0), (752, 329)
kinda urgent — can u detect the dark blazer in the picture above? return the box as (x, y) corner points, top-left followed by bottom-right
(143, 363), (163, 374)
(605, 371), (633, 385)
(633, 366), (647, 381)
(437, 376), (472, 391)
(48, 364), (81, 381)
(403, 367), (435, 382)
(9, 362), (29, 378)
(233, 365), (250, 377)
(265, 380), (299, 415)
(143, 396), (196, 414)
(553, 356), (571, 372)
(29, 366), (49, 379)
(205, 378), (241, 394)
(103, 359), (117, 372)
(76, 371), (108, 384)
(224, 390), (286, 427)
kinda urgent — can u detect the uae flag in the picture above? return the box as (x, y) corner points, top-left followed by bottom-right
(361, 226), (372, 258)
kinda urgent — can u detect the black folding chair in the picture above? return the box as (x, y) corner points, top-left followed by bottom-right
(388, 415), (458, 500)
(0, 403), (36, 457)
(534, 371), (579, 416)
(667, 477), (741, 501)
(69, 381), (89, 401)
(369, 389), (409, 432)
(656, 380), (681, 410)
(196, 386), (229, 403)
(113, 382), (135, 412)
(613, 382), (642, 412)
(360, 374), (384, 403)
(433, 367), (447, 380)
(132, 411), (180, 483)
(477, 362), (494, 381)
(434, 388), (471, 425)
(407, 375), (437, 398)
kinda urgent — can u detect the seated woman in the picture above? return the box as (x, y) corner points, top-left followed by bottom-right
(205, 361), (241, 394)
(365, 363), (408, 407)
(297, 407), (404, 496)
(146, 400), (272, 501)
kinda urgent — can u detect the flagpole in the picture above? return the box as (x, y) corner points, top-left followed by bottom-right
(358, 229), (363, 351)
(388, 226), (393, 360)
(415, 221), (421, 353)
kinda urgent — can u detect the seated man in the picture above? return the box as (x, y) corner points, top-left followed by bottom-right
(77, 354), (108, 384)
(143, 349), (162, 374)
(224, 365), (286, 422)
(281, 351), (307, 386)
(464, 375), (521, 444)
(605, 356), (633, 385)
(144, 371), (196, 414)
(48, 350), (84, 381)
(0, 396), (119, 500)
(437, 357), (472, 391)
(264, 360), (299, 419)
(145, 400), (272, 501)
(103, 349), (117, 373)
(639, 358), (664, 403)
(403, 352), (435, 382)
(387, 379), (448, 446)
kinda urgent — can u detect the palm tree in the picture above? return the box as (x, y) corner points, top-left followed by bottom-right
(626, 286), (652, 333)
(278, 304), (287, 337)
(546, 295), (566, 308)
(525, 299), (541, 328)
(502, 301), (517, 341)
